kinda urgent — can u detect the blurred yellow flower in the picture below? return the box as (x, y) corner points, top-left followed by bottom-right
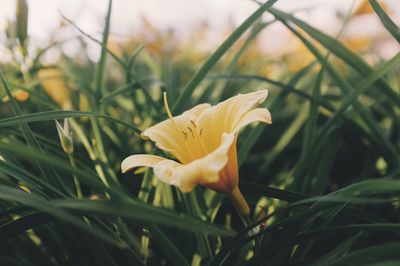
(343, 37), (372, 53)
(353, 0), (388, 16)
(2, 89), (30, 102)
(122, 90), (271, 216)
(38, 68), (72, 109)
(13, 89), (30, 101)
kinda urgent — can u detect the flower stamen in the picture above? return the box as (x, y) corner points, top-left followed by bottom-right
(163, 92), (180, 132)
(187, 127), (195, 138)
(181, 131), (188, 140)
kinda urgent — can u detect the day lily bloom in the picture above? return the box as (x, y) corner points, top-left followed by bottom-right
(122, 90), (271, 216)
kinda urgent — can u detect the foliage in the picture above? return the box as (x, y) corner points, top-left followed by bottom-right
(0, 0), (399, 265)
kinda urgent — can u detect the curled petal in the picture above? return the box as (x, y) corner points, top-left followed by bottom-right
(195, 89), (269, 151)
(153, 133), (235, 193)
(232, 108), (272, 133)
(121, 154), (166, 173)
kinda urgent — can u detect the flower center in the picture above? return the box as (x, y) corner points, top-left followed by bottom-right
(163, 92), (210, 162)
(181, 120), (203, 140)
(163, 92), (204, 142)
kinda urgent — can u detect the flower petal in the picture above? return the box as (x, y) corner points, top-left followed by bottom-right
(183, 103), (211, 117)
(121, 154), (166, 173)
(232, 108), (272, 133)
(153, 133), (235, 193)
(196, 90), (269, 151)
(141, 103), (211, 163)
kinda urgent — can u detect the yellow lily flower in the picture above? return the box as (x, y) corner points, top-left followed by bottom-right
(121, 90), (271, 216)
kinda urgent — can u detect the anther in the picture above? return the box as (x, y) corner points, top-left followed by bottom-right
(190, 120), (197, 128)
(187, 127), (195, 138)
(181, 131), (188, 140)
(199, 128), (203, 136)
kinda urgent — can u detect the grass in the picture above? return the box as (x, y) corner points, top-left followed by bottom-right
(0, 0), (400, 265)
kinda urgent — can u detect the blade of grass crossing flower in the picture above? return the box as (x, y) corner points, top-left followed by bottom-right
(172, 0), (279, 113)
(369, 0), (400, 43)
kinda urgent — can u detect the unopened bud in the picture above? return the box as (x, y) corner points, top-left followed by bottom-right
(55, 119), (73, 154)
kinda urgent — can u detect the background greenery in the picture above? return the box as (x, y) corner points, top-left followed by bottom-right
(0, 0), (399, 265)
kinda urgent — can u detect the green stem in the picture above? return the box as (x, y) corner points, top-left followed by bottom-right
(229, 186), (250, 218)
(68, 154), (82, 198)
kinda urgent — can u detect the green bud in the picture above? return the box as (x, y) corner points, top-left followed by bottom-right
(3, 19), (13, 40)
(55, 119), (74, 154)
(16, 0), (28, 51)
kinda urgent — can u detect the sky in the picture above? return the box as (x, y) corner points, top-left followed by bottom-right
(1, 0), (399, 60)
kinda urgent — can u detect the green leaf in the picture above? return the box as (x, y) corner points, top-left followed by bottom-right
(172, 0), (279, 113)
(0, 110), (141, 134)
(53, 199), (234, 237)
(369, 0), (400, 43)
(269, 8), (400, 107)
(0, 185), (124, 247)
(329, 242), (400, 266)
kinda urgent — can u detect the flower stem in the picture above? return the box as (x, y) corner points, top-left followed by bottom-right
(68, 154), (82, 198)
(229, 186), (250, 217)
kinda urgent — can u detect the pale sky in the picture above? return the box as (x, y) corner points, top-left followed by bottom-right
(1, 0), (399, 60)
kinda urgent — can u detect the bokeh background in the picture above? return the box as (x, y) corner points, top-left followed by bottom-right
(1, 0), (400, 265)
(1, 0), (400, 62)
